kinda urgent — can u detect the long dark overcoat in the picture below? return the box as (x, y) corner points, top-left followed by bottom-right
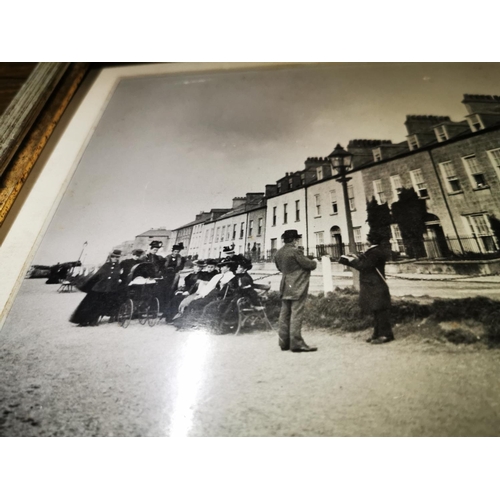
(346, 245), (391, 312)
(274, 243), (317, 300)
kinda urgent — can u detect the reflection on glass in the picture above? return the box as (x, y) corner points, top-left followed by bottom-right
(169, 330), (212, 437)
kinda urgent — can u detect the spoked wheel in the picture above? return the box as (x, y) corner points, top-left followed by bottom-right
(118, 299), (134, 328)
(138, 300), (148, 325)
(147, 297), (160, 327)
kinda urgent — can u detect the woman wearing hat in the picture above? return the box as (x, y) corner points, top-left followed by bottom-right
(144, 241), (166, 277)
(168, 259), (206, 320)
(174, 259), (237, 329)
(70, 249), (123, 326)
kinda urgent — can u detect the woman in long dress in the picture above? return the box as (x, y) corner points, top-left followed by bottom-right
(69, 250), (122, 326)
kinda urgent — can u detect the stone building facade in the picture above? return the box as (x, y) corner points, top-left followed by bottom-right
(134, 228), (172, 255)
(199, 194), (265, 259)
(145, 93), (500, 263)
(358, 95), (500, 257)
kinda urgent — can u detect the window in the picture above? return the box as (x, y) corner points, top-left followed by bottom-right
(248, 220), (253, 237)
(391, 224), (405, 254)
(232, 224), (237, 239)
(300, 173), (305, 186)
(215, 227), (220, 242)
(272, 207), (277, 226)
(283, 203), (288, 224)
(315, 231), (324, 245)
(271, 238), (277, 251)
(439, 161), (461, 193)
(288, 177), (293, 189)
(410, 169), (429, 198)
(314, 194), (321, 216)
(220, 225), (225, 241)
(467, 214), (498, 253)
(408, 135), (419, 151)
(462, 155), (488, 189)
(373, 148), (382, 162)
(435, 126), (448, 142)
(240, 222), (245, 239)
(227, 226), (231, 240)
(347, 184), (355, 211)
(487, 148), (500, 175)
(316, 167), (323, 180)
(390, 175), (403, 200)
(354, 227), (362, 243)
(210, 228), (214, 242)
(204, 230), (209, 244)
(295, 200), (300, 221)
(277, 182), (282, 194)
(469, 114), (484, 131)
(373, 179), (386, 203)
(330, 190), (338, 214)
(258, 218), (263, 236)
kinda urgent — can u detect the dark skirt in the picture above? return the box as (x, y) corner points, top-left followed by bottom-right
(69, 292), (120, 326)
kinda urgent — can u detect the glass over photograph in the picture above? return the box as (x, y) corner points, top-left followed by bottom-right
(2, 62), (500, 436)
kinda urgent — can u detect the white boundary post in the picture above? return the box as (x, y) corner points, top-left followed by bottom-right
(322, 255), (333, 294)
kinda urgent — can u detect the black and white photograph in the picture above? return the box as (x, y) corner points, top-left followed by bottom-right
(2, 62), (500, 437)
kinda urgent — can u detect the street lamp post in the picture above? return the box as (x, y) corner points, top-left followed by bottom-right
(328, 144), (356, 254)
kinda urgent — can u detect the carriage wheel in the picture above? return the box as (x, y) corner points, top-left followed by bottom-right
(147, 297), (160, 327)
(118, 299), (134, 328)
(138, 300), (148, 325)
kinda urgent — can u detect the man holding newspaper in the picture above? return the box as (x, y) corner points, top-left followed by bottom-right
(339, 231), (394, 345)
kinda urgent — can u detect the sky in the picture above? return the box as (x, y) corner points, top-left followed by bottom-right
(33, 62), (500, 266)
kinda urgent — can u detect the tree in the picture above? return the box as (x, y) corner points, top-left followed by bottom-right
(366, 196), (392, 242)
(391, 187), (428, 259)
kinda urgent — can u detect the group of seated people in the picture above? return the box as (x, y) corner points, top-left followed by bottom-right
(171, 254), (262, 333)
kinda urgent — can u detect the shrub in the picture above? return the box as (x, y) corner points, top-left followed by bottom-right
(443, 328), (478, 345)
(431, 296), (499, 322)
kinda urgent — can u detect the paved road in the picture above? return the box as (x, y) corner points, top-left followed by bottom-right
(1, 280), (500, 436)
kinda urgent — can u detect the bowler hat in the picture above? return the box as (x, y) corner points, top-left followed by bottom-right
(193, 259), (206, 267)
(172, 242), (184, 251)
(281, 229), (302, 240)
(132, 249), (144, 257)
(110, 249), (122, 256)
(149, 240), (163, 249)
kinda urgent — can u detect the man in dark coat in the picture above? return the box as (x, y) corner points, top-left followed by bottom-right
(162, 243), (186, 320)
(340, 232), (394, 344)
(274, 229), (318, 352)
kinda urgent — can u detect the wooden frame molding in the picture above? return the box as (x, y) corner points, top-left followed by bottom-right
(0, 62), (90, 225)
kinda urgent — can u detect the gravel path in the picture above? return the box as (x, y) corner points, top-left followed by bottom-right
(1, 280), (500, 436)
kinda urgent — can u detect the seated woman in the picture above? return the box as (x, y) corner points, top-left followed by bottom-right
(233, 256), (260, 307)
(173, 259), (236, 329)
(201, 255), (260, 333)
(169, 259), (206, 321)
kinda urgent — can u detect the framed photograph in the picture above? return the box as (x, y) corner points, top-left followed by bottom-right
(2, 62), (500, 437)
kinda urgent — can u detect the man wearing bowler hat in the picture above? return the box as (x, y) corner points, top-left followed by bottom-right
(274, 229), (318, 352)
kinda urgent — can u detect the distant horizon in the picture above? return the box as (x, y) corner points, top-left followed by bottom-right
(32, 63), (500, 267)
